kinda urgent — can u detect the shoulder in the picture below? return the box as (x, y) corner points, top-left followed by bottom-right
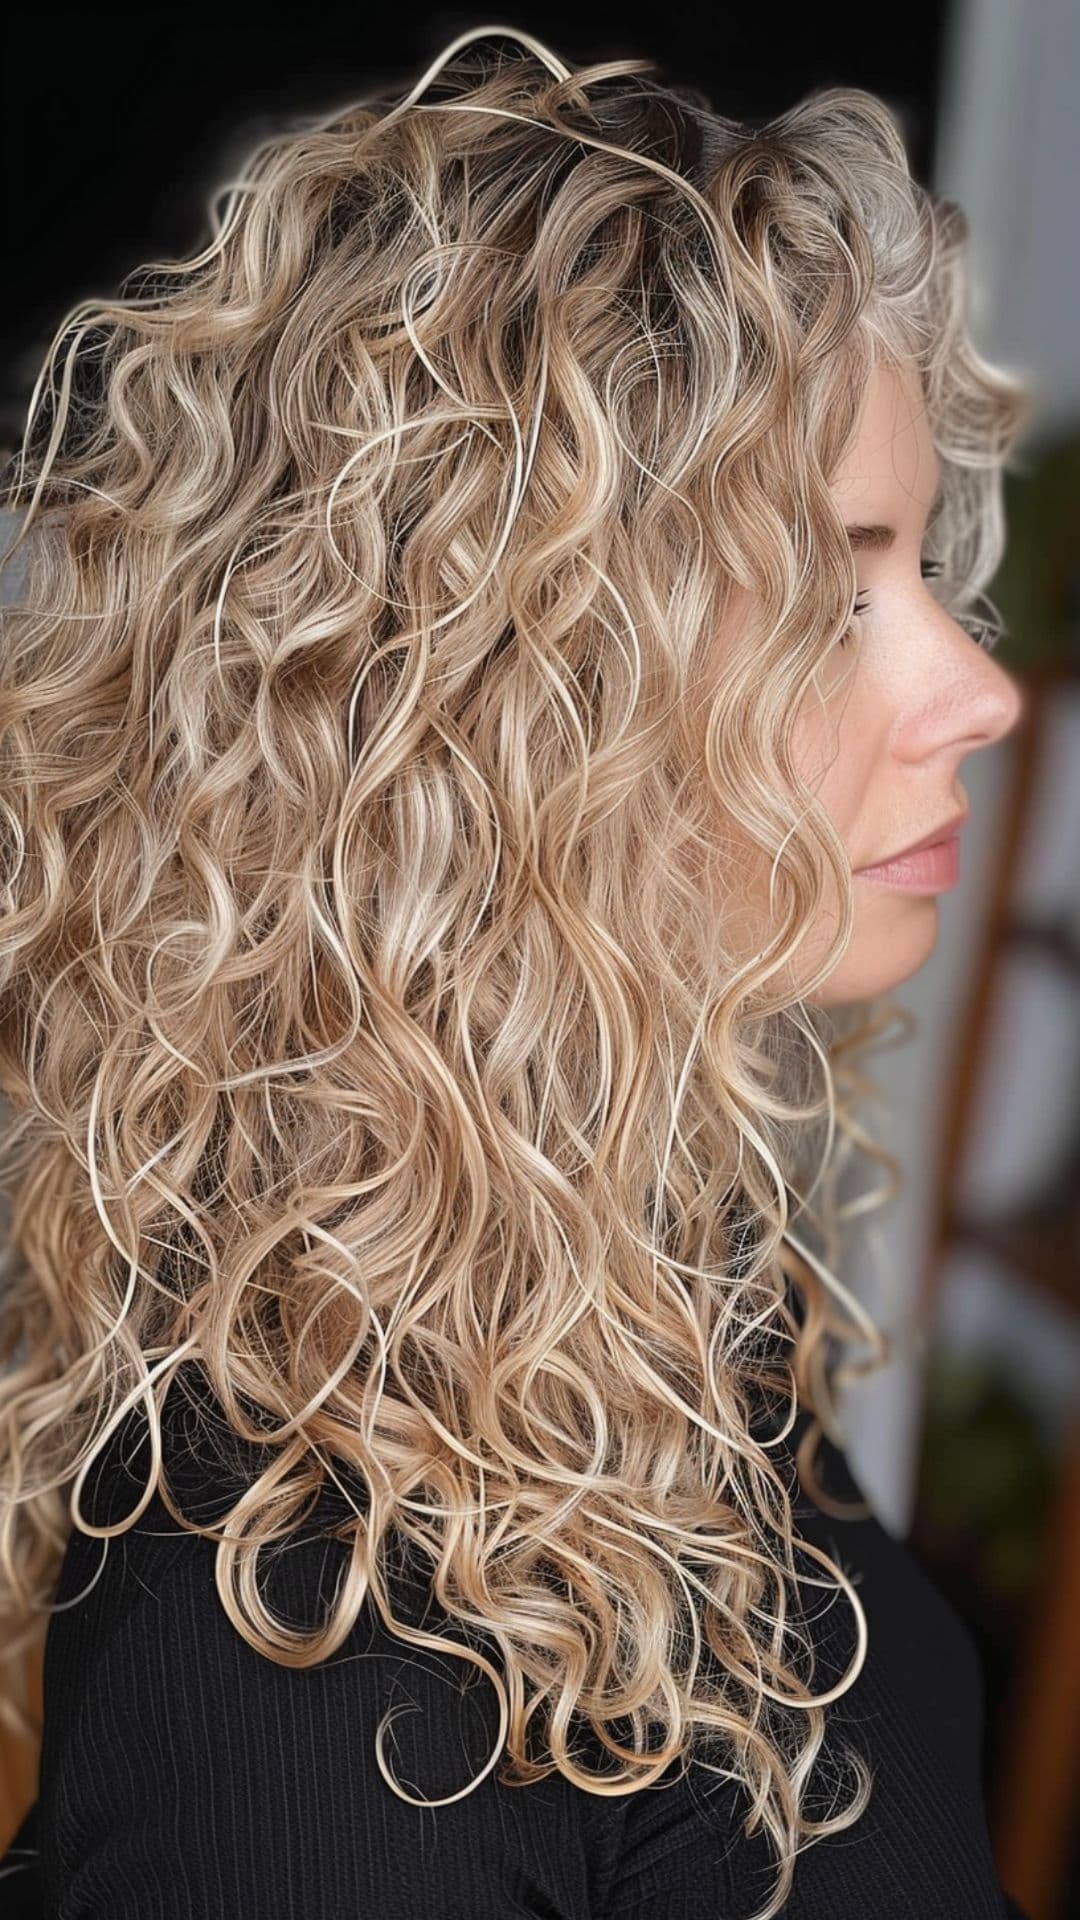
(38, 1401), (604, 1918)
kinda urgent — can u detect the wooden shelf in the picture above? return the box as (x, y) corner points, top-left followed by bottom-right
(998, 914), (1080, 980)
(945, 1197), (1080, 1321)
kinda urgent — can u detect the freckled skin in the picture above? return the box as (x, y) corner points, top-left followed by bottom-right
(714, 358), (1025, 1007)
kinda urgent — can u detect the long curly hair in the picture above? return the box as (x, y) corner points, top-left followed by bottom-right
(0, 24), (1027, 1918)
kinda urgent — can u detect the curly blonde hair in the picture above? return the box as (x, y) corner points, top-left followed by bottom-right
(0, 24), (1026, 1918)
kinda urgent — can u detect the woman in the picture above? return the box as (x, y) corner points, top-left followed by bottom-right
(0, 23), (1033, 1919)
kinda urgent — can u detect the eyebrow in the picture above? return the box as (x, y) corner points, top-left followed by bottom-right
(844, 522), (896, 551)
(843, 479), (946, 552)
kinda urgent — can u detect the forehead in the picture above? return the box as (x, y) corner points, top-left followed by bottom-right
(829, 359), (941, 519)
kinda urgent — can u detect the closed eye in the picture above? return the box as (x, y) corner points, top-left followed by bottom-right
(841, 558), (946, 646)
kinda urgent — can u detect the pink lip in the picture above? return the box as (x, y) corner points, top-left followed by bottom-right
(856, 833), (962, 892)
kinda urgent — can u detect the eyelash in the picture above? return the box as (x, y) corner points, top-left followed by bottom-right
(838, 559), (950, 650)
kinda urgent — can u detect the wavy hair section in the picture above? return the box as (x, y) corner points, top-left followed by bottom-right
(0, 25), (1028, 1917)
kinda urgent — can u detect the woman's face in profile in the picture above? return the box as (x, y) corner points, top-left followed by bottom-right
(719, 356), (1025, 1007)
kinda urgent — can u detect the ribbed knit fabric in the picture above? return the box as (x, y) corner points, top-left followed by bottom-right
(1, 1364), (1032, 1918)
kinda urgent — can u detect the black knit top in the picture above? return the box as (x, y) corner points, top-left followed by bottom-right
(1, 1366), (1031, 1918)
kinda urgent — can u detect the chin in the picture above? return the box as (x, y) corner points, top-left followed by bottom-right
(813, 900), (940, 1004)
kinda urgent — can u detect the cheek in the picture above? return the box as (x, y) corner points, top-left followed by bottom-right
(790, 677), (879, 848)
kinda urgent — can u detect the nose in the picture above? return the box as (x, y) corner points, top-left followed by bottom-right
(985, 651), (1028, 745)
(945, 609), (1029, 749)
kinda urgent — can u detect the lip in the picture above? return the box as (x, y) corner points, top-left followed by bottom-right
(856, 809), (970, 872)
(855, 836), (962, 892)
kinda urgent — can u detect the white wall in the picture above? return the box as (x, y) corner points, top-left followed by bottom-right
(935, 0), (1080, 450)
